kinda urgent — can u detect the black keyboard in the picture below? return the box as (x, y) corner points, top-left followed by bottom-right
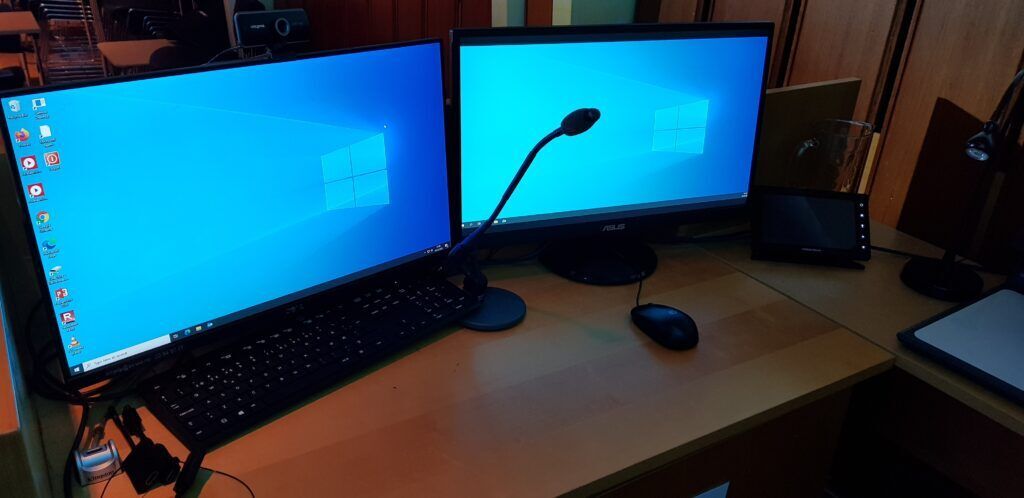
(140, 276), (477, 450)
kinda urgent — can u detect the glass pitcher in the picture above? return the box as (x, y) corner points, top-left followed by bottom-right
(792, 119), (874, 193)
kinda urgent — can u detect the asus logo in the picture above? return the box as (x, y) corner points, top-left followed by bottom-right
(601, 223), (626, 232)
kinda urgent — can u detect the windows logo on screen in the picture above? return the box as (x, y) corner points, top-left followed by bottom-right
(652, 100), (709, 154)
(320, 133), (390, 211)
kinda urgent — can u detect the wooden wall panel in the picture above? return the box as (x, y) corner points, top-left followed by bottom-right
(424, 0), (457, 39)
(869, 0), (1024, 226)
(459, 0), (492, 27)
(709, 0), (794, 86)
(367, 0), (396, 45)
(657, 0), (701, 22)
(395, 0), (426, 40)
(785, 0), (900, 123)
(526, 0), (553, 25)
(342, 0), (371, 47)
(426, 0), (458, 91)
(302, 0), (343, 49)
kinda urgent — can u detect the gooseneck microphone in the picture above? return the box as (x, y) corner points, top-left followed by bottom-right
(449, 108), (601, 264)
(447, 108), (601, 331)
(560, 108), (602, 136)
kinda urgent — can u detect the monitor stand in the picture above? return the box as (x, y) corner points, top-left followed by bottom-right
(539, 238), (657, 285)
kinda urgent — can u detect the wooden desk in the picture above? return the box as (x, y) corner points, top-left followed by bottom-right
(32, 245), (891, 497)
(0, 11), (40, 36)
(98, 39), (174, 74)
(0, 11), (42, 86)
(703, 222), (1024, 435)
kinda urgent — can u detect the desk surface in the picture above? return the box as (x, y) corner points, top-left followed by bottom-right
(704, 222), (1024, 435)
(98, 39), (174, 69)
(35, 244), (890, 497)
(0, 12), (40, 36)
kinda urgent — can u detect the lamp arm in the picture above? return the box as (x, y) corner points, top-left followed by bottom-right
(448, 127), (564, 264)
(991, 69), (1024, 125)
(1000, 74), (1024, 149)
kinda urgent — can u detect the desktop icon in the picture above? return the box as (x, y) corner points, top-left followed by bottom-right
(68, 337), (84, 355)
(39, 125), (52, 139)
(27, 183), (45, 198)
(32, 98), (46, 110)
(36, 211), (50, 225)
(48, 265), (67, 284)
(195, 325), (203, 332)
(60, 310), (76, 325)
(8, 100), (19, 112)
(55, 288), (69, 300)
(20, 155), (37, 171)
(44, 151), (60, 167)
(42, 239), (57, 251)
(14, 128), (29, 142)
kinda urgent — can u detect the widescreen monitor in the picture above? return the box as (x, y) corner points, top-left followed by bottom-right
(2, 40), (452, 385)
(453, 23), (772, 244)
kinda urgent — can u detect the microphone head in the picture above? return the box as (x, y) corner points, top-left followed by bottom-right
(561, 108), (601, 136)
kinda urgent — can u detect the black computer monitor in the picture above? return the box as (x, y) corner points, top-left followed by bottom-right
(2, 40), (452, 387)
(452, 23), (772, 284)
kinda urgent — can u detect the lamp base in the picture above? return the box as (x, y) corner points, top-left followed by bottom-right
(460, 287), (526, 332)
(540, 238), (657, 285)
(900, 256), (984, 302)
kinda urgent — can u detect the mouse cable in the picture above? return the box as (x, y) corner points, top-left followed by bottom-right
(98, 469), (124, 498)
(97, 467), (253, 498)
(201, 467), (256, 498)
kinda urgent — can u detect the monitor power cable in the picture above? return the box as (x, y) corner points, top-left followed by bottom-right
(204, 45), (274, 65)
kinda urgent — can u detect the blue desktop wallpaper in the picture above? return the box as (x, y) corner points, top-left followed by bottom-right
(3, 43), (451, 373)
(460, 36), (768, 224)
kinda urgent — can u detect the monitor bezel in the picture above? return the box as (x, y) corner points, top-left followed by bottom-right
(1, 38), (455, 389)
(450, 22), (774, 247)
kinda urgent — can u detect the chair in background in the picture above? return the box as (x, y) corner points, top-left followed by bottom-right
(0, 4), (29, 88)
(30, 0), (104, 82)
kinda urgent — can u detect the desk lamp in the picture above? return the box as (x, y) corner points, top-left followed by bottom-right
(447, 108), (601, 331)
(901, 69), (1024, 301)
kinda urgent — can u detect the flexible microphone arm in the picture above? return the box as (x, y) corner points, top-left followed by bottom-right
(449, 108), (601, 265)
(989, 69), (1024, 127)
(446, 108), (601, 295)
(448, 128), (563, 263)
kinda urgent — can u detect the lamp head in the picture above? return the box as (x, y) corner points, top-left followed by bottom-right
(561, 108), (601, 136)
(965, 121), (999, 162)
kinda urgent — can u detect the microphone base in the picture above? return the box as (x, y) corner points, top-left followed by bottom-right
(540, 238), (657, 286)
(900, 256), (984, 302)
(460, 287), (526, 332)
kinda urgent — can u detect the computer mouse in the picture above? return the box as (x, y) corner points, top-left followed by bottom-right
(630, 303), (699, 350)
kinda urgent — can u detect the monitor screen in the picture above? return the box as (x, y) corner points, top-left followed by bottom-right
(758, 194), (857, 250)
(457, 29), (769, 233)
(2, 41), (451, 378)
